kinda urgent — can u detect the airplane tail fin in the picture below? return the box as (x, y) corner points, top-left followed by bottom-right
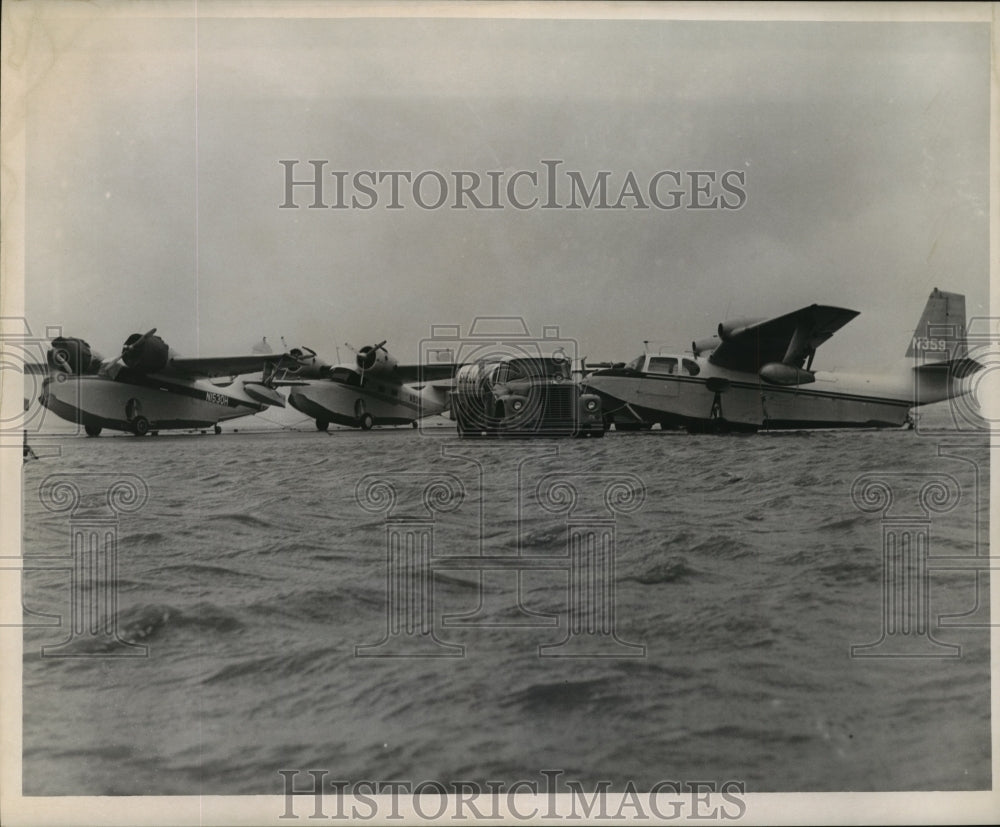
(905, 288), (967, 361)
(909, 289), (983, 408)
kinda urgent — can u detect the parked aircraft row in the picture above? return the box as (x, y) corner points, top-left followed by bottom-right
(25, 288), (980, 437)
(29, 330), (448, 437)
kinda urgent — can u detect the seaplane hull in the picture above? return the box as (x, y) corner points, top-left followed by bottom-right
(287, 380), (442, 430)
(40, 373), (267, 435)
(275, 341), (455, 431)
(31, 329), (290, 436)
(587, 370), (915, 431)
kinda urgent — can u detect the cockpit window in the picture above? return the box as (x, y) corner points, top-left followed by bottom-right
(625, 355), (645, 372)
(647, 357), (679, 375)
(682, 358), (700, 376)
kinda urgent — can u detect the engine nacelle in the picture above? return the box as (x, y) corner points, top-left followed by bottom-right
(121, 331), (172, 373)
(47, 337), (103, 375)
(760, 362), (816, 386)
(283, 347), (331, 379)
(691, 336), (720, 356)
(356, 342), (398, 375)
(717, 317), (765, 342)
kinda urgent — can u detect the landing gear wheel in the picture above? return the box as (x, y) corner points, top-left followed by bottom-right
(316, 419), (329, 432)
(359, 413), (375, 431)
(84, 424), (102, 438)
(131, 416), (150, 437)
(411, 421), (418, 429)
(214, 424), (222, 435)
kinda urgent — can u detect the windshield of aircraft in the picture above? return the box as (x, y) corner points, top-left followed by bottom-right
(329, 366), (362, 386)
(647, 356), (679, 375)
(625, 354), (700, 376)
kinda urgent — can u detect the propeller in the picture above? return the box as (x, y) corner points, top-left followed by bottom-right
(356, 341), (387, 373)
(264, 344), (321, 384)
(287, 345), (318, 362)
(116, 328), (159, 372)
(122, 328), (157, 358)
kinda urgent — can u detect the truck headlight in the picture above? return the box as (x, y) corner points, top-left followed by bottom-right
(585, 399), (599, 412)
(512, 399), (524, 412)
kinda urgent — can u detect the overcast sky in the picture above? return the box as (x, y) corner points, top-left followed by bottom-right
(18, 4), (990, 371)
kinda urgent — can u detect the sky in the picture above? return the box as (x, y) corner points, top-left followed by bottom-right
(13, 3), (991, 372)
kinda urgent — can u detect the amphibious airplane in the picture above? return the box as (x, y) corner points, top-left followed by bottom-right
(269, 341), (457, 430)
(582, 288), (980, 432)
(36, 329), (287, 436)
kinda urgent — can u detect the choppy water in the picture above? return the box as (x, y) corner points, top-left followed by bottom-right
(19, 422), (990, 795)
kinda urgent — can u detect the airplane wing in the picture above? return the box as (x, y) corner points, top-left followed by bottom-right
(166, 355), (282, 378)
(709, 304), (860, 372)
(395, 363), (460, 384)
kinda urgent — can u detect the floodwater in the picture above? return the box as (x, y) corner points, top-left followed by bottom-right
(19, 417), (990, 795)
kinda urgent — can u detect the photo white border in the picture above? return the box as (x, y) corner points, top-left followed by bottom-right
(1, 1), (996, 824)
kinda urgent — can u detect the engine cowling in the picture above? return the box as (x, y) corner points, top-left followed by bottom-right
(121, 331), (171, 373)
(691, 336), (720, 356)
(759, 362), (816, 386)
(356, 342), (398, 375)
(717, 318), (765, 342)
(47, 337), (103, 375)
(283, 347), (331, 379)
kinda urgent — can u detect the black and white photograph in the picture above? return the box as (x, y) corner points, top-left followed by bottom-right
(1, 1), (995, 824)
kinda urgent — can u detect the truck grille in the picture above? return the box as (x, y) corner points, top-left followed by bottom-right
(542, 384), (576, 428)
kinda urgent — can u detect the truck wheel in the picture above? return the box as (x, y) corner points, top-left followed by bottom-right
(316, 419), (329, 432)
(84, 424), (102, 437)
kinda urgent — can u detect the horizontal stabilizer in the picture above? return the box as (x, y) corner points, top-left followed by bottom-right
(913, 356), (982, 378)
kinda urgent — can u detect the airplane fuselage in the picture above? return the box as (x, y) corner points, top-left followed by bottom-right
(39, 372), (268, 434)
(584, 353), (962, 431)
(287, 372), (449, 429)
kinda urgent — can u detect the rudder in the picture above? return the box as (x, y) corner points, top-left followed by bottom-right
(905, 288), (967, 360)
